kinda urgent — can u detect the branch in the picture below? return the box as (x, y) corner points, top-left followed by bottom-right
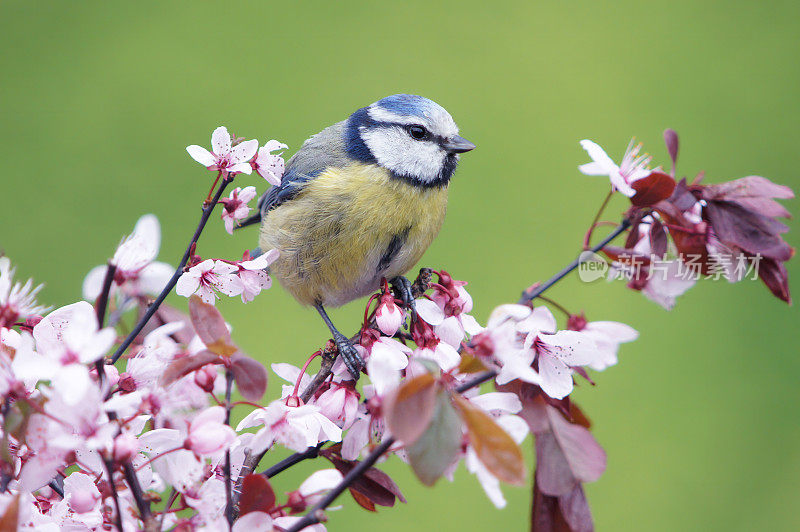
(110, 177), (231, 363)
(518, 218), (630, 305)
(285, 371), (497, 532)
(102, 457), (124, 532)
(223, 369), (235, 527)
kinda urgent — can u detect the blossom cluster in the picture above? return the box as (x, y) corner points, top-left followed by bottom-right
(579, 130), (794, 308)
(0, 125), (791, 532)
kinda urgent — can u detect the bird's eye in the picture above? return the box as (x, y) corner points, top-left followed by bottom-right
(408, 125), (427, 140)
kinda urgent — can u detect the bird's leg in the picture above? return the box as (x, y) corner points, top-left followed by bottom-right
(389, 275), (416, 311)
(314, 303), (364, 379)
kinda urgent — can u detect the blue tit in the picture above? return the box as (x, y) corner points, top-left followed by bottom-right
(245, 94), (474, 377)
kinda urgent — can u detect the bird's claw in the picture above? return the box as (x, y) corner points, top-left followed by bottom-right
(390, 275), (415, 310)
(334, 335), (364, 380)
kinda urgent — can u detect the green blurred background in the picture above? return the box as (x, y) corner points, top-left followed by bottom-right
(2, 1), (799, 530)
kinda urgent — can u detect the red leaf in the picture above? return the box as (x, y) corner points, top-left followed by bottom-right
(703, 175), (794, 219)
(535, 406), (606, 497)
(159, 350), (222, 387)
(238, 474), (276, 515)
(531, 478), (594, 532)
(453, 394), (526, 486)
(350, 488), (376, 511)
(648, 219), (668, 259)
(705, 200), (792, 261)
(758, 257), (792, 304)
(188, 295), (237, 357)
(383, 373), (439, 446)
(230, 353), (269, 402)
(663, 129), (679, 172)
(327, 456), (405, 507)
(630, 172), (676, 207)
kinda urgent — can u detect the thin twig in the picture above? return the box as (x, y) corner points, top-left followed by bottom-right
(223, 369), (235, 529)
(110, 177), (231, 363)
(262, 443), (325, 479)
(102, 457), (125, 532)
(583, 190), (614, 249)
(519, 219), (631, 305)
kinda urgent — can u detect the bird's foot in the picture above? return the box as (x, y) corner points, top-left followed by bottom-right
(333, 334), (364, 380)
(390, 275), (415, 310)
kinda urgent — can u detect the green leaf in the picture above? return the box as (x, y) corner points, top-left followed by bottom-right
(407, 391), (462, 486)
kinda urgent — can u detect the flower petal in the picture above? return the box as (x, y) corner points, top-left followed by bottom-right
(211, 126), (231, 155)
(186, 145), (216, 167)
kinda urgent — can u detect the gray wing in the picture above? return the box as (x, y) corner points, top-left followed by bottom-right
(236, 120), (350, 230)
(258, 120), (349, 217)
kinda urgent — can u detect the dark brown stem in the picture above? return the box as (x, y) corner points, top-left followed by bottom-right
(95, 262), (117, 327)
(110, 177), (231, 363)
(519, 219), (631, 305)
(223, 369), (235, 529)
(102, 457), (124, 532)
(93, 263), (118, 385)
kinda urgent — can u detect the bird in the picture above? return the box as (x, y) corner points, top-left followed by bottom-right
(242, 94), (474, 378)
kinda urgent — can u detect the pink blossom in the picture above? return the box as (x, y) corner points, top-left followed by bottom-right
(237, 248), (280, 303)
(316, 381), (360, 429)
(237, 400), (342, 453)
(640, 260), (696, 310)
(33, 301), (116, 369)
(579, 139), (657, 197)
(297, 468), (344, 505)
(184, 406), (236, 455)
(83, 214), (173, 302)
(176, 259), (243, 304)
(568, 314), (638, 370)
(487, 305), (602, 399)
(254, 139), (288, 185)
(113, 431), (139, 462)
(375, 292), (404, 337)
(63, 472), (101, 514)
(220, 186), (258, 235)
(0, 257), (47, 327)
(518, 307), (599, 399)
(186, 126), (258, 175)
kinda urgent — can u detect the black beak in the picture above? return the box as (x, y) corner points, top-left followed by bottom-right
(443, 135), (476, 154)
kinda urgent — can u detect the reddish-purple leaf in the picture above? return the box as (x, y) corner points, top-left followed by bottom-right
(159, 350), (222, 387)
(453, 394), (526, 486)
(532, 478), (594, 532)
(531, 478), (594, 532)
(648, 219), (668, 259)
(328, 456), (406, 507)
(535, 406), (606, 497)
(238, 474), (276, 515)
(630, 172), (676, 207)
(407, 390), (462, 486)
(230, 353), (268, 401)
(704, 200), (792, 261)
(758, 257), (792, 304)
(188, 295), (237, 357)
(663, 128), (679, 174)
(349, 488), (376, 511)
(383, 373), (439, 446)
(668, 178), (699, 211)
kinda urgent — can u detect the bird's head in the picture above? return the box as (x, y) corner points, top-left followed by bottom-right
(345, 94), (475, 187)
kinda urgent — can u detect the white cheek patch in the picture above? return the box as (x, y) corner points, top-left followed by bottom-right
(361, 126), (446, 183)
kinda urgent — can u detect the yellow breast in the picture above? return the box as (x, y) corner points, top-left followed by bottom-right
(259, 163), (448, 306)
